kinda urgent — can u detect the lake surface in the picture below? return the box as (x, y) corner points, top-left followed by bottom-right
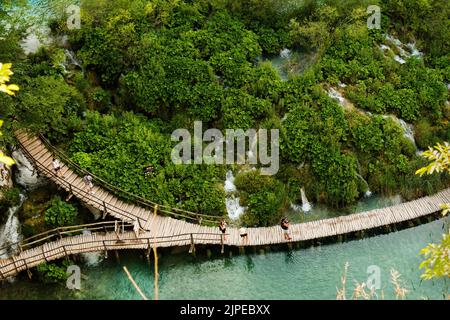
(1, 218), (448, 300)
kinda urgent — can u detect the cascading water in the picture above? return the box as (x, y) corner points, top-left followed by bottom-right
(383, 115), (422, 155)
(356, 173), (372, 197)
(290, 187), (312, 213)
(62, 49), (82, 72)
(300, 187), (312, 213)
(397, 119), (416, 147)
(20, 25), (52, 55)
(280, 48), (292, 60)
(224, 171), (246, 221)
(327, 87), (346, 105)
(12, 149), (47, 189)
(0, 194), (25, 260)
(381, 34), (423, 65)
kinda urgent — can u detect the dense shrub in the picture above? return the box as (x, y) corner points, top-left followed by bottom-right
(44, 197), (78, 227)
(235, 170), (287, 226)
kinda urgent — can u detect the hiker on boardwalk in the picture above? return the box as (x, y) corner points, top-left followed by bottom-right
(83, 174), (94, 194)
(133, 219), (141, 237)
(219, 219), (227, 241)
(52, 157), (62, 177)
(239, 226), (248, 244)
(280, 217), (292, 241)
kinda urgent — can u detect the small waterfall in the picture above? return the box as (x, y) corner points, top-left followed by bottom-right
(393, 55), (406, 64)
(397, 119), (416, 146)
(300, 187), (312, 213)
(12, 149), (47, 189)
(280, 48), (292, 60)
(327, 87), (346, 105)
(224, 170), (246, 220)
(63, 49), (82, 71)
(356, 173), (372, 197)
(406, 42), (423, 58)
(224, 171), (237, 193)
(382, 34), (423, 65)
(20, 32), (41, 55)
(383, 115), (422, 155)
(290, 187), (312, 213)
(0, 194), (25, 260)
(20, 26), (52, 55)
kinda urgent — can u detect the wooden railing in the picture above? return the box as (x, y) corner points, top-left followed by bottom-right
(16, 132), (224, 225)
(0, 221), (134, 257)
(0, 226), (226, 279)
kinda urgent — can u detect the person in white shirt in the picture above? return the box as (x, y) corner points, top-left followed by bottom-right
(52, 158), (62, 176)
(83, 174), (94, 194)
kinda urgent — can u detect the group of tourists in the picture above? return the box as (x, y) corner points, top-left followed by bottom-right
(51, 156), (295, 244)
(52, 157), (94, 194)
(218, 217), (292, 243)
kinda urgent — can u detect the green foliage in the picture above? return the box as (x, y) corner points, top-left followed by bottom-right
(382, 0), (450, 60)
(36, 260), (71, 283)
(419, 232), (450, 280)
(1, 0), (447, 222)
(221, 89), (272, 130)
(69, 111), (227, 216)
(44, 196), (78, 227)
(348, 114), (385, 153)
(4, 74), (85, 141)
(234, 170), (287, 226)
(0, 187), (21, 213)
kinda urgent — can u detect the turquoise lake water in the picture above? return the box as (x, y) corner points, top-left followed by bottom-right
(1, 217), (448, 300)
(1, 0), (447, 301)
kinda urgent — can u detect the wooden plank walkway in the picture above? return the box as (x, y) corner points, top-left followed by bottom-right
(0, 132), (448, 279)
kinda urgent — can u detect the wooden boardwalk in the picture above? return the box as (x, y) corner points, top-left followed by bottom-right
(0, 132), (448, 279)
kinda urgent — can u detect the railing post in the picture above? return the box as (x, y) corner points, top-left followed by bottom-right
(62, 244), (69, 260)
(189, 233), (195, 254)
(102, 240), (108, 258)
(42, 246), (48, 263)
(0, 267), (5, 280)
(22, 259), (32, 279)
(221, 234), (224, 254)
(69, 183), (73, 195)
(146, 238), (151, 257)
(102, 201), (108, 219)
(12, 256), (19, 275)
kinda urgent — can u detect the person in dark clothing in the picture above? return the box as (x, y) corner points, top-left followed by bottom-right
(280, 218), (292, 241)
(219, 219), (227, 241)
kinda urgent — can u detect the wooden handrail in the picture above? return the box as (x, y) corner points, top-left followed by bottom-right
(19, 134), (222, 225)
(0, 231), (227, 278)
(38, 133), (225, 222)
(0, 220), (133, 255)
